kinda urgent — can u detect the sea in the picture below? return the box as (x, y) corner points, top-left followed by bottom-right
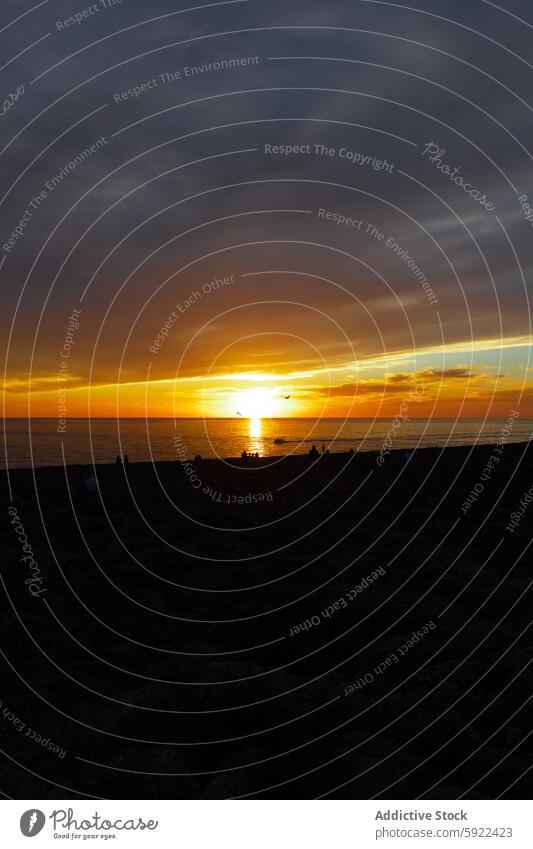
(2, 417), (532, 469)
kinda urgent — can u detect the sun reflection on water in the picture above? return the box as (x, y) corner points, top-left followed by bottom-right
(249, 417), (262, 438)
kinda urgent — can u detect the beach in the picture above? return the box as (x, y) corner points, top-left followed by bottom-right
(2, 441), (532, 798)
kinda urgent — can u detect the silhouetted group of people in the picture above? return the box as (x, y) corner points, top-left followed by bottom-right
(241, 451), (260, 462)
(308, 444), (330, 460)
(115, 454), (129, 465)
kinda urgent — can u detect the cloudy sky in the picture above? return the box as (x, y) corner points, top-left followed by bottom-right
(2, 0), (533, 417)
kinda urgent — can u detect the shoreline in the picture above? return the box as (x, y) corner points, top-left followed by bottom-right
(2, 438), (532, 473)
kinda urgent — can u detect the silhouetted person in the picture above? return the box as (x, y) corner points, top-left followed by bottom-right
(84, 475), (97, 493)
(115, 454), (122, 465)
(123, 454), (129, 465)
(241, 450), (248, 461)
(322, 444), (326, 454)
(308, 445), (320, 460)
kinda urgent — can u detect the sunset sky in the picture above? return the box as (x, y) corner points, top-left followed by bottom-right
(2, 0), (532, 419)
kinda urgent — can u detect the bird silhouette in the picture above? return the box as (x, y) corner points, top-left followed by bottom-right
(236, 411), (242, 416)
(282, 395), (291, 400)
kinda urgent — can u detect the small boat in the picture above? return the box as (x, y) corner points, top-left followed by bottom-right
(274, 438), (286, 444)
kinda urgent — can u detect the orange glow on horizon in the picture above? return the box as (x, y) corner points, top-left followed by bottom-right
(3, 341), (533, 419)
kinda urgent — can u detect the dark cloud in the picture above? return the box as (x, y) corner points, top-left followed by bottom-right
(418, 367), (473, 379)
(1, 0), (532, 398)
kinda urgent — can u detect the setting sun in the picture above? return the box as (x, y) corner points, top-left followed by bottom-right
(231, 386), (284, 419)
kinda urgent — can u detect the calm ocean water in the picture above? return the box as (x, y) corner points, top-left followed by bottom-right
(2, 418), (532, 469)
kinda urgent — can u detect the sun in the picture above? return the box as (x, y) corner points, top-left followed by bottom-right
(231, 386), (281, 418)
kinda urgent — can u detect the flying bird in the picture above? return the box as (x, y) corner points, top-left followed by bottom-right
(236, 411), (242, 416)
(282, 395), (291, 400)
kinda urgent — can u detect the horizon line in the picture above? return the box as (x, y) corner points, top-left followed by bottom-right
(3, 416), (531, 421)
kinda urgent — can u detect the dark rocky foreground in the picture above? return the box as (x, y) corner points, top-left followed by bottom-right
(1, 442), (532, 799)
